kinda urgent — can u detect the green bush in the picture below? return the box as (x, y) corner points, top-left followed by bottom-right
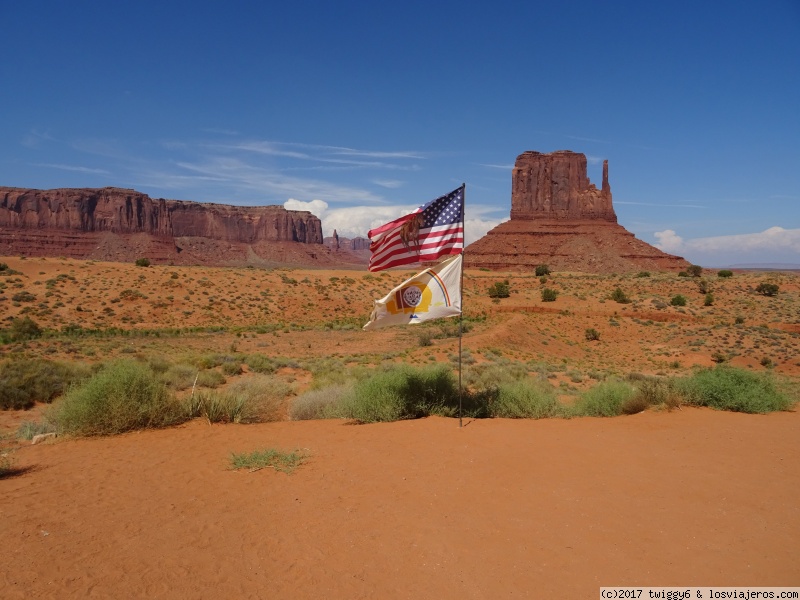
(687, 264), (703, 277)
(670, 294), (687, 306)
(487, 280), (510, 298)
(0, 359), (90, 410)
(678, 271), (689, 277)
(698, 279), (711, 294)
(636, 271), (651, 278)
(535, 264), (551, 277)
(704, 293), (714, 306)
(489, 379), (561, 419)
(1, 317), (43, 343)
(717, 270), (733, 278)
(571, 379), (637, 417)
(676, 366), (793, 413)
(610, 287), (631, 304)
(755, 283), (779, 297)
(135, 258), (151, 267)
(541, 288), (558, 302)
(330, 365), (459, 422)
(54, 360), (183, 435)
(245, 353), (277, 374)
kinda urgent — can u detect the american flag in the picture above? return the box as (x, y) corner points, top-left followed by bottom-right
(368, 185), (464, 272)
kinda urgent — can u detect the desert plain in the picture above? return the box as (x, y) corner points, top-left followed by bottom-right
(1, 255), (799, 598)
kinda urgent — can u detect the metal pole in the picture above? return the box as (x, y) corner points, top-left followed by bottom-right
(458, 183), (465, 428)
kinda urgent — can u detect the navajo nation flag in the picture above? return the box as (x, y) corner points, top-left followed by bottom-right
(367, 185), (464, 272)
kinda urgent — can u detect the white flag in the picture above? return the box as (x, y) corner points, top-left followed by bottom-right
(363, 254), (462, 330)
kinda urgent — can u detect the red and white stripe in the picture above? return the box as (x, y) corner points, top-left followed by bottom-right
(368, 221), (463, 272)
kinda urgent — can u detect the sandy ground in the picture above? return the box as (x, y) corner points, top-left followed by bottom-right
(2, 408), (798, 599)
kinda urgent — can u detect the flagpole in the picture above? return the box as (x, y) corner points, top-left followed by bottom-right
(458, 183), (465, 428)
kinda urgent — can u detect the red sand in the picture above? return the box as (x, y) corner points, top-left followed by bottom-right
(2, 408), (798, 598)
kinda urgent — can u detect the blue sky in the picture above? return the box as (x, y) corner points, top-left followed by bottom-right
(2, 1), (799, 266)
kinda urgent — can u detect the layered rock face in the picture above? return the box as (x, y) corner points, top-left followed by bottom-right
(511, 151), (615, 221)
(0, 187), (339, 266)
(466, 151), (690, 273)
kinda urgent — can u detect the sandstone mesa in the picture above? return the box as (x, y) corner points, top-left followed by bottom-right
(465, 150), (690, 273)
(0, 186), (363, 267)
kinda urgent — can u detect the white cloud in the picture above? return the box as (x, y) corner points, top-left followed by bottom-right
(465, 217), (507, 245)
(654, 227), (800, 265)
(372, 179), (405, 189)
(284, 198), (330, 217)
(284, 198), (508, 245)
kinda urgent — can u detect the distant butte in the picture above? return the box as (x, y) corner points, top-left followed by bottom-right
(465, 151), (690, 273)
(0, 186), (364, 267)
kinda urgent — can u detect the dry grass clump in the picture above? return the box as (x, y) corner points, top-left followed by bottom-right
(289, 385), (351, 420)
(229, 448), (306, 473)
(186, 374), (294, 423)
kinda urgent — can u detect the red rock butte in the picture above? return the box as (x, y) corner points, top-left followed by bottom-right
(0, 187), (364, 267)
(465, 150), (690, 273)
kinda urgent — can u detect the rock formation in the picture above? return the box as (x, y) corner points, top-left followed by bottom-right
(0, 186), (361, 267)
(466, 151), (690, 273)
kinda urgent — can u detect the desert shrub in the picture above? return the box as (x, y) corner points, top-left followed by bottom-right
(196, 369), (225, 389)
(489, 379), (561, 419)
(162, 364), (198, 390)
(610, 287), (630, 304)
(145, 355), (171, 374)
(585, 328), (601, 341)
(2, 316), (43, 343)
(755, 283), (779, 297)
(487, 280), (510, 298)
(687, 264), (703, 277)
(704, 293), (714, 306)
(678, 271), (689, 277)
(464, 362), (528, 394)
(11, 291), (36, 303)
(135, 258), (151, 267)
(571, 379), (637, 417)
(760, 357), (774, 368)
(417, 331), (433, 347)
(223, 374), (292, 422)
(636, 271), (651, 278)
(670, 294), (687, 306)
(717, 269), (733, 278)
(541, 288), (558, 302)
(0, 359), (90, 410)
(676, 366), (793, 413)
(245, 353), (277, 374)
(330, 365), (459, 423)
(698, 279), (711, 294)
(631, 377), (681, 411)
(290, 384), (351, 420)
(54, 360), (183, 435)
(189, 390), (249, 423)
(222, 361), (243, 376)
(535, 264), (551, 277)
(734, 316), (745, 325)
